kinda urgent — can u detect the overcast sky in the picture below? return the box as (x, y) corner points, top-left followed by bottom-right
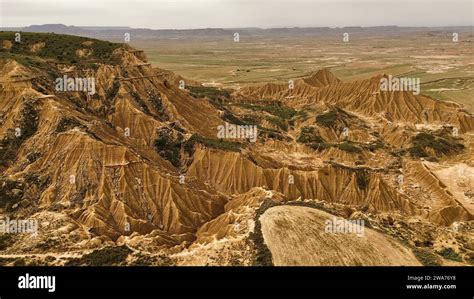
(1, 0), (472, 29)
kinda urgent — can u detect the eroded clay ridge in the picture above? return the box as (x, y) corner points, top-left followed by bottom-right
(236, 70), (474, 133)
(1, 34), (227, 242)
(0, 33), (472, 263)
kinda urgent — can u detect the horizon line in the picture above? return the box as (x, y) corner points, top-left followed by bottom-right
(1, 24), (473, 31)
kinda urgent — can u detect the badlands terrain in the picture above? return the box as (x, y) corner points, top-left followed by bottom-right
(0, 31), (473, 266)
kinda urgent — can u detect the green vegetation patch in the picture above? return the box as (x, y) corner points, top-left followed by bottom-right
(55, 118), (86, 133)
(208, 101), (258, 127)
(436, 247), (462, 262)
(66, 245), (132, 266)
(236, 102), (296, 119)
(0, 234), (14, 250)
(154, 129), (183, 167)
(293, 109), (311, 121)
(106, 80), (121, 100)
(184, 134), (243, 154)
(249, 199), (278, 266)
(297, 127), (363, 153)
(130, 253), (175, 266)
(265, 116), (288, 131)
(363, 140), (385, 152)
(0, 51), (55, 75)
(465, 252), (474, 265)
(257, 126), (288, 141)
(409, 132), (464, 158)
(187, 85), (231, 102)
(0, 31), (122, 65)
(413, 248), (442, 266)
(296, 126), (328, 150)
(297, 126), (325, 144)
(154, 128), (244, 167)
(356, 171), (370, 190)
(195, 89), (262, 128)
(315, 108), (353, 128)
(148, 91), (170, 121)
(0, 100), (39, 167)
(35, 238), (61, 251)
(335, 141), (363, 153)
(316, 109), (338, 127)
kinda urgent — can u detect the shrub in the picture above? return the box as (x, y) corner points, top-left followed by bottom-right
(316, 109), (338, 127)
(356, 172), (370, 190)
(187, 86), (230, 102)
(410, 132), (464, 158)
(130, 254), (175, 266)
(436, 247), (462, 262)
(364, 140), (385, 152)
(35, 238), (61, 250)
(336, 141), (362, 153)
(294, 109), (310, 121)
(0, 178), (24, 209)
(413, 248), (441, 266)
(297, 126), (325, 144)
(149, 92), (170, 121)
(0, 234), (13, 250)
(185, 134), (243, 153)
(258, 127), (287, 141)
(0, 101), (39, 167)
(154, 133), (182, 167)
(266, 116), (288, 131)
(249, 199), (279, 266)
(107, 80), (121, 100)
(0, 32), (122, 65)
(236, 102), (296, 119)
(66, 245), (132, 266)
(465, 252), (474, 265)
(130, 91), (151, 115)
(222, 111), (249, 125)
(13, 259), (26, 266)
(307, 142), (331, 151)
(55, 118), (85, 133)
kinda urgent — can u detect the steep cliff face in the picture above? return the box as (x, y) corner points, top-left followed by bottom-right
(0, 33), (473, 266)
(187, 147), (418, 217)
(0, 33), (227, 243)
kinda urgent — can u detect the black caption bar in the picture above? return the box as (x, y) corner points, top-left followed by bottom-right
(0, 266), (472, 299)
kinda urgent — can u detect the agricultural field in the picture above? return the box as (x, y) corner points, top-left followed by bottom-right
(133, 32), (474, 111)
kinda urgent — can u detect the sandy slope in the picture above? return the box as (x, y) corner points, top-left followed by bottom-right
(432, 163), (474, 214)
(260, 205), (421, 266)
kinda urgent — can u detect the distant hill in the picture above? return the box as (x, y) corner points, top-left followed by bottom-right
(22, 24), (93, 35)
(1, 24), (472, 42)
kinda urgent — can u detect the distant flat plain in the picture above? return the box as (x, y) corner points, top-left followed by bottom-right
(133, 32), (474, 112)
